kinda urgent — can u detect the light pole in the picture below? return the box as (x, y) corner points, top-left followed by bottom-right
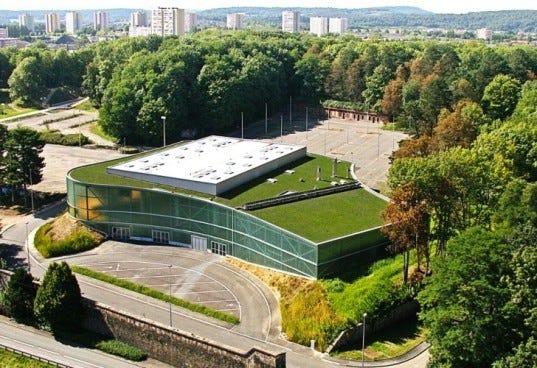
(362, 312), (367, 367)
(161, 116), (166, 147)
(168, 264), (172, 327)
(25, 222), (31, 273)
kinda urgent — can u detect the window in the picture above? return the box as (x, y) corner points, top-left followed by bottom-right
(111, 227), (130, 239)
(211, 241), (226, 256)
(152, 230), (170, 244)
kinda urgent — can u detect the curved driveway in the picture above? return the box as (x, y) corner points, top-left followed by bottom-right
(47, 241), (280, 342)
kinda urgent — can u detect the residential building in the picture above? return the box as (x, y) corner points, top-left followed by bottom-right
(226, 13), (244, 30)
(151, 7), (185, 36)
(130, 11), (148, 28)
(65, 11), (83, 35)
(129, 26), (152, 37)
(0, 28), (8, 38)
(282, 10), (300, 33)
(93, 11), (109, 31)
(45, 12), (61, 33)
(309, 16), (328, 36)
(184, 12), (197, 33)
(329, 17), (348, 34)
(18, 14), (35, 32)
(476, 28), (493, 41)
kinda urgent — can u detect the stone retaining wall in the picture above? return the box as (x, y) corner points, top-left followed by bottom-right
(82, 300), (286, 368)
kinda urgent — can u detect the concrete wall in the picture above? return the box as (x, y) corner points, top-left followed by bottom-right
(82, 300), (286, 368)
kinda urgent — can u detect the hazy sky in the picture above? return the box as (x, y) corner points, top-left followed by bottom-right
(2, 1), (537, 14)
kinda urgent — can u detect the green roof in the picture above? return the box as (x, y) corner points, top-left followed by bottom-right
(69, 147), (386, 242)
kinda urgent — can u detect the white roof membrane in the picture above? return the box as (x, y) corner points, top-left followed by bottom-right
(107, 135), (307, 195)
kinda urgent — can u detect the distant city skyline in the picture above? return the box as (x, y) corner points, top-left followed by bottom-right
(2, 0), (537, 14)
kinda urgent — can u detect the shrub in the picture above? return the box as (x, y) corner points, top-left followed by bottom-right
(96, 340), (148, 361)
(5, 268), (37, 324)
(40, 130), (92, 146)
(34, 262), (83, 331)
(118, 146), (140, 154)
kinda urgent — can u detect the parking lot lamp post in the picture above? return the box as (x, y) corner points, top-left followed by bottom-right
(161, 116), (166, 147)
(362, 312), (367, 367)
(25, 222), (31, 273)
(168, 264), (172, 327)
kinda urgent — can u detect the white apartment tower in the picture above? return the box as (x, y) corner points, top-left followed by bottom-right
(329, 17), (348, 34)
(184, 12), (198, 33)
(152, 7), (185, 36)
(226, 13), (244, 30)
(66, 11), (83, 34)
(282, 10), (300, 33)
(18, 14), (35, 32)
(130, 11), (148, 27)
(310, 16), (328, 36)
(93, 11), (109, 31)
(45, 13), (61, 33)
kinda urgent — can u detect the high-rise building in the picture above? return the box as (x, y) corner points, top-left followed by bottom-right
(309, 16), (328, 36)
(329, 17), (348, 35)
(282, 10), (300, 33)
(0, 28), (8, 38)
(45, 13), (61, 33)
(226, 13), (244, 30)
(93, 11), (109, 31)
(18, 14), (35, 32)
(184, 12), (198, 33)
(130, 11), (148, 28)
(151, 7), (185, 36)
(65, 11), (83, 34)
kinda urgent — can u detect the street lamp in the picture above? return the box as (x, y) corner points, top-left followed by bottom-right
(25, 222), (31, 273)
(161, 116), (166, 147)
(168, 264), (172, 327)
(362, 312), (367, 367)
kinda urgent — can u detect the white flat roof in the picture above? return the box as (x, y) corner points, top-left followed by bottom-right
(107, 136), (307, 194)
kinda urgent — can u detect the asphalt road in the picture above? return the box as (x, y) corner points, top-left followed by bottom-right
(0, 316), (169, 368)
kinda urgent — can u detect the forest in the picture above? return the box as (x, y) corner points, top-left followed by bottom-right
(1, 30), (537, 366)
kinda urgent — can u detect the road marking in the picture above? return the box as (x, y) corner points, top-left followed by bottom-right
(67, 356), (103, 368)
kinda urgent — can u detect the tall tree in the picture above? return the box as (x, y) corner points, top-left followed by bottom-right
(34, 262), (83, 331)
(2, 127), (44, 205)
(418, 227), (516, 368)
(382, 181), (430, 283)
(481, 74), (522, 121)
(5, 268), (37, 324)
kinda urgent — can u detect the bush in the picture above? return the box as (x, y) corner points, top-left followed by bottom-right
(5, 268), (37, 324)
(96, 340), (148, 361)
(34, 262), (83, 331)
(35, 223), (100, 258)
(40, 130), (92, 146)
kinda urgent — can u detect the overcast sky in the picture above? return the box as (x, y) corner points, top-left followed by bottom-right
(2, 0), (537, 14)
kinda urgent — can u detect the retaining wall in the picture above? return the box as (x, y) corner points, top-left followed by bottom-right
(325, 300), (419, 354)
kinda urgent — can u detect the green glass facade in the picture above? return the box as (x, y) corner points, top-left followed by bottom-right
(67, 174), (388, 279)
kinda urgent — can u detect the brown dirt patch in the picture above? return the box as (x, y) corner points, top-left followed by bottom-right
(0, 206), (26, 231)
(47, 213), (104, 242)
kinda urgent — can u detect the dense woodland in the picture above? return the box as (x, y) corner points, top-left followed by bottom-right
(1, 30), (537, 366)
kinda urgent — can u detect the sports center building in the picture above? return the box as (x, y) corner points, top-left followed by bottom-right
(67, 136), (388, 279)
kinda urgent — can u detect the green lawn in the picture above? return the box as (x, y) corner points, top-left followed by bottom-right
(216, 154), (354, 207)
(0, 348), (54, 367)
(331, 316), (426, 361)
(0, 104), (37, 119)
(252, 189), (386, 242)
